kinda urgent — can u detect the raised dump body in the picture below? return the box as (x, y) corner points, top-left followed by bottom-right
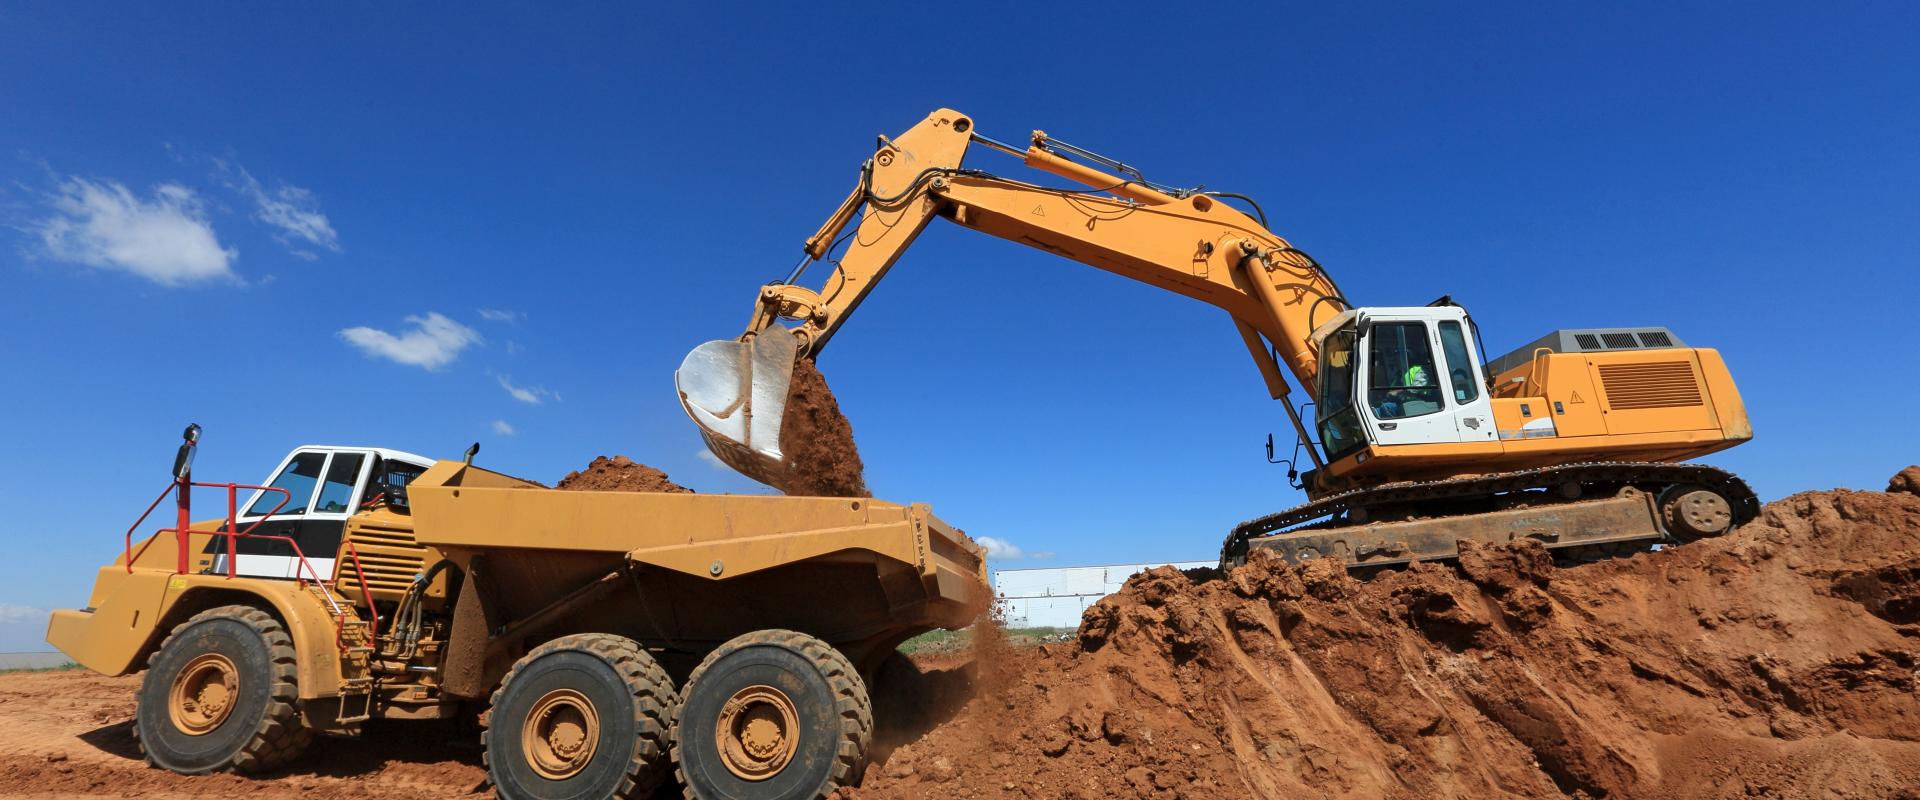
(48, 437), (990, 800)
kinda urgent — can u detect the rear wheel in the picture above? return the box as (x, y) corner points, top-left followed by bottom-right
(485, 633), (677, 800)
(134, 604), (312, 774)
(673, 630), (871, 800)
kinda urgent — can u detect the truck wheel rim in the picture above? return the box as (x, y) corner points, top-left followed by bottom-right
(523, 688), (600, 780)
(168, 653), (239, 735)
(715, 684), (800, 780)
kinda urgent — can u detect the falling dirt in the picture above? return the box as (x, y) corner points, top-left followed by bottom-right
(848, 469), (1920, 800)
(773, 357), (870, 498)
(555, 455), (693, 493)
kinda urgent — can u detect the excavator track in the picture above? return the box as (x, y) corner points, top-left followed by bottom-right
(1219, 461), (1759, 568)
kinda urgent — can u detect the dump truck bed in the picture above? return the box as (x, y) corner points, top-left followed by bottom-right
(406, 460), (990, 672)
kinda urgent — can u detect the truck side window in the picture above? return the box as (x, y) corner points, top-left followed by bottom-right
(377, 460), (426, 489)
(1368, 322), (1443, 419)
(315, 453), (366, 514)
(1438, 321), (1479, 404)
(247, 452), (325, 516)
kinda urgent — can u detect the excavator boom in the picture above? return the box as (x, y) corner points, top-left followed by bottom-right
(677, 109), (1348, 484)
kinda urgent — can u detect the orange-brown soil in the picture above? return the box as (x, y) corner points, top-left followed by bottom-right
(847, 471), (1920, 799)
(555, 455), (693, 493)
(773, 357), (869, 498)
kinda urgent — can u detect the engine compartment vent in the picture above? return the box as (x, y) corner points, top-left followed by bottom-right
(1598, 362), (1704, 410)
(1488, 326), (1687, 378)
(342, 521), (429, 604)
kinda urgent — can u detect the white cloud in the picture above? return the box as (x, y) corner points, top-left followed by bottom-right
(217, 160), (339, 255)
(477, 308), (524, 323)
(496, 375), (558, 405)
(36, 177), (236, 285)
(491, 420), (516, 436)
(339, 312), (481, 370)
(696, 449), (726, 468)
(975, 536), (1026, 560)
(0, 603), (48, 625)
(504, 341), (525, 356)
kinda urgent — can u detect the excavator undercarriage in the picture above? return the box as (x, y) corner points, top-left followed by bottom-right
(1222, 462), (1759, 569)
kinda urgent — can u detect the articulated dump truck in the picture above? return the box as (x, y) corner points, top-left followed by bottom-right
(46, 429), (989, 800)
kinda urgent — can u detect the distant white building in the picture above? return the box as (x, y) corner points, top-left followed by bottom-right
(993, 560), (1214, 629)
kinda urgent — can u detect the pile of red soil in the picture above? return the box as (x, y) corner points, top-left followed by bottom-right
(774, 357), (870, 498)
(555, 455), (693, 493)
(850, 469), (1920, 799)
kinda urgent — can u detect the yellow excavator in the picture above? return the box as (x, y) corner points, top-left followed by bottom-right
(677, 108), (1757, 568)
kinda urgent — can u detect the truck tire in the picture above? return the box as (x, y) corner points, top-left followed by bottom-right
(672, 630), (872, 800)
(484, 633), (676, 800)
(134, 604), (312, 774)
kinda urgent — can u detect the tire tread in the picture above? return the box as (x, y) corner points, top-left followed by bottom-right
(134, 604), (312, 774)
(483, 633), (675, 800)
(671, 629), (872, 800)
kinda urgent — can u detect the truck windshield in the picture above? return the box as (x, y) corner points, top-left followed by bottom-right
(1315, 325), (1366, 459)
(247, 451), (324, 516)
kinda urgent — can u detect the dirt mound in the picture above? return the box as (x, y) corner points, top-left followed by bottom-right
(555, 455), (693, 493)
(1892, 465), (1920, 495)
(774, 357), (870, 497)
(850, 475), (1920, 799)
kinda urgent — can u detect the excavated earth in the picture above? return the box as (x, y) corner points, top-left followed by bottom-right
(555, 455), (693, 493)
(8, 468), (1919, 798)
(774, 357), (870, 498)
(849, 468), (1920, 800)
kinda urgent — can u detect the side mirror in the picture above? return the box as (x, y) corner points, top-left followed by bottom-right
(172, 423), (201, 480)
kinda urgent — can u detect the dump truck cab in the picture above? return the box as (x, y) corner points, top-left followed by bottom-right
(211, 445), (432, 580)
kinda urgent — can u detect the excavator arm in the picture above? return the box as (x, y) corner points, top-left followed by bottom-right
(754, 109), (1346, 388)
(678, 108), (1349, 484)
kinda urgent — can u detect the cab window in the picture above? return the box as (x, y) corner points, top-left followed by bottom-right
(1315, 325), (1366, 458)
(314, 453), (366, 514)
(1438, 321), (1479, 404)
(247, 451), (324, 516)
(372, 459), (427, 490)
(1368, 322), (1443, 419)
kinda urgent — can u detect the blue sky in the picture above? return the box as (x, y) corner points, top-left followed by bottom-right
(3, 3), (1916, 650)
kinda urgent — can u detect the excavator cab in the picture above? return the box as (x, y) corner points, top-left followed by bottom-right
(1310, 305), (1499, 465)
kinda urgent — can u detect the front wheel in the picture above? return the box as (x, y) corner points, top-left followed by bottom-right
(134, 604), (312, 774)
(672, 629), (872, 800)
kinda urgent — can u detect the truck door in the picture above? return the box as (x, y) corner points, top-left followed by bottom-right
(213, 449), (369, 580)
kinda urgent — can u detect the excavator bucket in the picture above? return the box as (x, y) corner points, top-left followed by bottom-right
(675, 326), (799, 486)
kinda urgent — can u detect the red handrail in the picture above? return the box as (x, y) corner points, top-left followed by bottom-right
(330, 540), (381, 646)
(124, 482), (290, 573)
(118, 467), (375, 659)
